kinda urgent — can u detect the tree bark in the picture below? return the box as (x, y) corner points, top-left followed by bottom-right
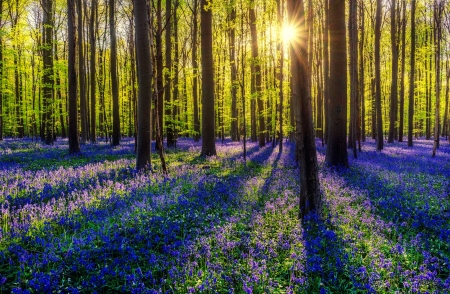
(249, 7), (265, 147)
(135, 0), (152, 171)
(229, 6), (239, 142)
(433, 1), (443, 157)
(325, 0), (348, 167)
(200, 0), (216, 156)
(374, 0), (383, 150)
(349, 0), (357, 158)
(288, 0), (321, 219)
(77, 0), (87, 143)
(110, 0), (120, 146)
(90, 0), (97, 143)
(43, 0), (54, 145)
(68, 0), (80, 154)
(408, 0), (416, 147)
(192, 0), (200, 142)
(399, 0), (406, 142)
(388, 0), (398, 143)
(165, 0), (174, 147)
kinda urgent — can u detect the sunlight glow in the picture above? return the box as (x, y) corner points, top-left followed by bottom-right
(281, 25), (296, 43)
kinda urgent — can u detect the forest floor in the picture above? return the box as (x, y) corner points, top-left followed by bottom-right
(0, 137), (449, 293)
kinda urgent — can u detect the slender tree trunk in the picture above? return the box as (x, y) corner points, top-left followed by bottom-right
(192, 0), (200, 142)
(55, 42), (66, 139)
(110, 0), (120, 146)
(68, 0), (80, 154)
(77, 0), (87, 143)
(399, 0), (406, 142)
(0, 0), (3, 141)
(388, 0), (398, 143)
(154, 0), (164, 145)
(43, 0), (54, 145)
(249, 8), (265, 147)
(278, 0), (283, 153)
(135, 0), (152, 171)
(90, 0), (97, 143)
(443, 60), (449, 138)
(359, 0), (365, 145)
(288, 0), (321, 219)
(408, 0), (416, 147)
(165, 0), (174, 147)
(374, 0), (383, 150)
(323, 0), (329, 144)
(349, 0), (357, 158)
(173, 1), (179, 147)
(433, 1), (443, 157)
(200, 0), (216, 156)
(325, 0), (348, 167)
(229, 6), (239, 142)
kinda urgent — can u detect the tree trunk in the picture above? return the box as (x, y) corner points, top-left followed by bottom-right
(110, 0), (120, 146)
(154, 0), (164, 144)
(388, 0), (398, 143)
(408, 0), (416, 147)
(229, 6), (239, 142)
(43, 0), (54, 145)
(443, 60), (449, 138)
(68, 0), (80, 154)
(192, 0), (200, 142)
(323, 0), (329, 144)
(349, 0), (357, 158)
(359, 0), (365, 145)
(200, 0), (216, 156)
(0, 0), (3, 141)
(433, 1), (443, 157)
(374, 0), (383, 150)
(399, 0), (406, 142)
(277, 0), (283, 152)
(77, 0), (87, 143)
(249, 8), (265, 147)
(288, 0), (321, 219)
(135, 0), (152, 171)
(325, 0), (348, 167)
(165, 0), (174, 147)
(90, 0), (97, 143)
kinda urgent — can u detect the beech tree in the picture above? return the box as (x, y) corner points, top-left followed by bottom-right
(408, 0), (416, 147)
(110, 0), (120, 146)
(288, 0), (321, 218)
(68, 0), (80, 154)
(325, 0), (348, 167)
(135, 0), (152, 171)
(200, 0), (216, 156)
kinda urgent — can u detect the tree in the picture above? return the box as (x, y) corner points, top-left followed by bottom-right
(408, 0), (416, 147)
(374, 0), (383, 150)
(228, 3), (238, 142)
(388, 0), (398, 143)
(90, 0), (97, 144)
(325, 0), (348, 167)
(288, 0), (321, 219)
(249, 6), (265, 147)
(349, 0), (357, 158)
(42, 0), (54, 145)
(200, 0), (216, 156)
(110, 0), (120, 146)
(192, 0), (200, 142)
(432, 0), (443, 157)
(135, 0), (152, 171)
(0, 0), (3, 141)
(399, 0), (406, 142)
(165, 0), (175, 147)
(68, 0), (80, 154)
(77, 0), (87, 143)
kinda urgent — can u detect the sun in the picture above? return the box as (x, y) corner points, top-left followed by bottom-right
(281, 25), (296, 43)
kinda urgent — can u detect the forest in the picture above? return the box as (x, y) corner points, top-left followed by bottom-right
(0, 0), (449, 292)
